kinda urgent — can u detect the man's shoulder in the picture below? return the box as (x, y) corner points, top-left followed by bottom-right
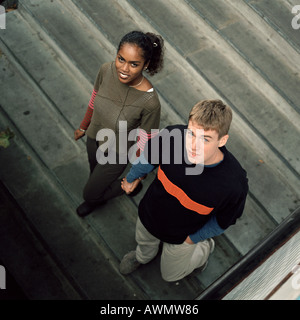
(221, 147), (248, 191)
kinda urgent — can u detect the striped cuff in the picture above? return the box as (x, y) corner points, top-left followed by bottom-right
(80, 89), (98, 130)
(136, 129), (159, 152)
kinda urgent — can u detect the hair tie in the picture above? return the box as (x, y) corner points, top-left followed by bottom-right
(153, 42), (158, 47)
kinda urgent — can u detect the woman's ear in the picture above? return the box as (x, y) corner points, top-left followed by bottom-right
(218, 134), (229, 147)
(144, 61), (150, 71)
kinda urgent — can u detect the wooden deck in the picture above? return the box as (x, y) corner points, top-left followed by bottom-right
(0, 0), (299, 299)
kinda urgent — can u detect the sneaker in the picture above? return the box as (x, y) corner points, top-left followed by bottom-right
(119, 251), (141, 275)
(207, 238), (215, 254)
(198, 238), (215, 272)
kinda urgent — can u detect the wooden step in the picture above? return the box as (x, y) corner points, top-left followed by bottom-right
(125, 0), (300, 176)
(1, 0), (299, 300)
(244, 0), (300, 51)
(0, 3), (233, 298)
(0, 105), (145, 299)
(0, 181), (80, 300)
(115, 0), (300, 234)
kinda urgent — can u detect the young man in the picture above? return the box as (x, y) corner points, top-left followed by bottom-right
(120, 99), (248, 282)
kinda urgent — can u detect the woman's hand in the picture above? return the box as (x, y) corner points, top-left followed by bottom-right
(121, 177), (141, 194)
(74, 129), (85, 141)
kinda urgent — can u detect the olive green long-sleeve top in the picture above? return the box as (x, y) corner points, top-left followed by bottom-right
(82, 61), (161, 155)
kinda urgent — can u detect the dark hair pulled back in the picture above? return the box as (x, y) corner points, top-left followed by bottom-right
(117, 31), (164, 76)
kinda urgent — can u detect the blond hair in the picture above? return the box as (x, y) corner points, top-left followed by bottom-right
(189, 99), (232, 139)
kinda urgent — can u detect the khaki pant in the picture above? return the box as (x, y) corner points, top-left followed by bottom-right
(135, 217), (212, 282)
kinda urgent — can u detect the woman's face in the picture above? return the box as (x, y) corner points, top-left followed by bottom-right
(115, 43), (148, 86)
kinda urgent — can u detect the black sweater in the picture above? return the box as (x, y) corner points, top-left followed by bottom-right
(139, 125), (249, 244)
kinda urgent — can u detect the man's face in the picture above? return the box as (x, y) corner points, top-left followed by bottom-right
(185, 121), (228, 165)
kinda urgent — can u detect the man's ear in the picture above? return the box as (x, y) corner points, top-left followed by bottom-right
(218, 134), (229, 147)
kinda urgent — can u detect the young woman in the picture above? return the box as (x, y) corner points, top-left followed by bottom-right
(74, 31), (164, 217)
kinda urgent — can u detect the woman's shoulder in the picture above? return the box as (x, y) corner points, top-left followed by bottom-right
(93, 62), (114, 89)
(141, 77), (154, 92)
(141, 90), (161, 113)
(131, 77), (153, 94)
(99, 61), (114, 74)
(130, 88), (160, 112)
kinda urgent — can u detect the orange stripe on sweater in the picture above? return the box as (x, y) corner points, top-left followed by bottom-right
(157, 166), (213, 215)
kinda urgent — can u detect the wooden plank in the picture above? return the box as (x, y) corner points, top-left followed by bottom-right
(0, 89), (146, 301)
(0, 181), (81, 300)
(128, 0), (300, 175)
(196, 236), (242, 288)
(20, 0), (115, 83)
(188, 0), (300, 113)
(0, 16), (83, 170)
(246, 0), (300, 50)
(227, 129), (300, 223)
(1, 0), (299, 301)
(89, 197), (202, 299)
